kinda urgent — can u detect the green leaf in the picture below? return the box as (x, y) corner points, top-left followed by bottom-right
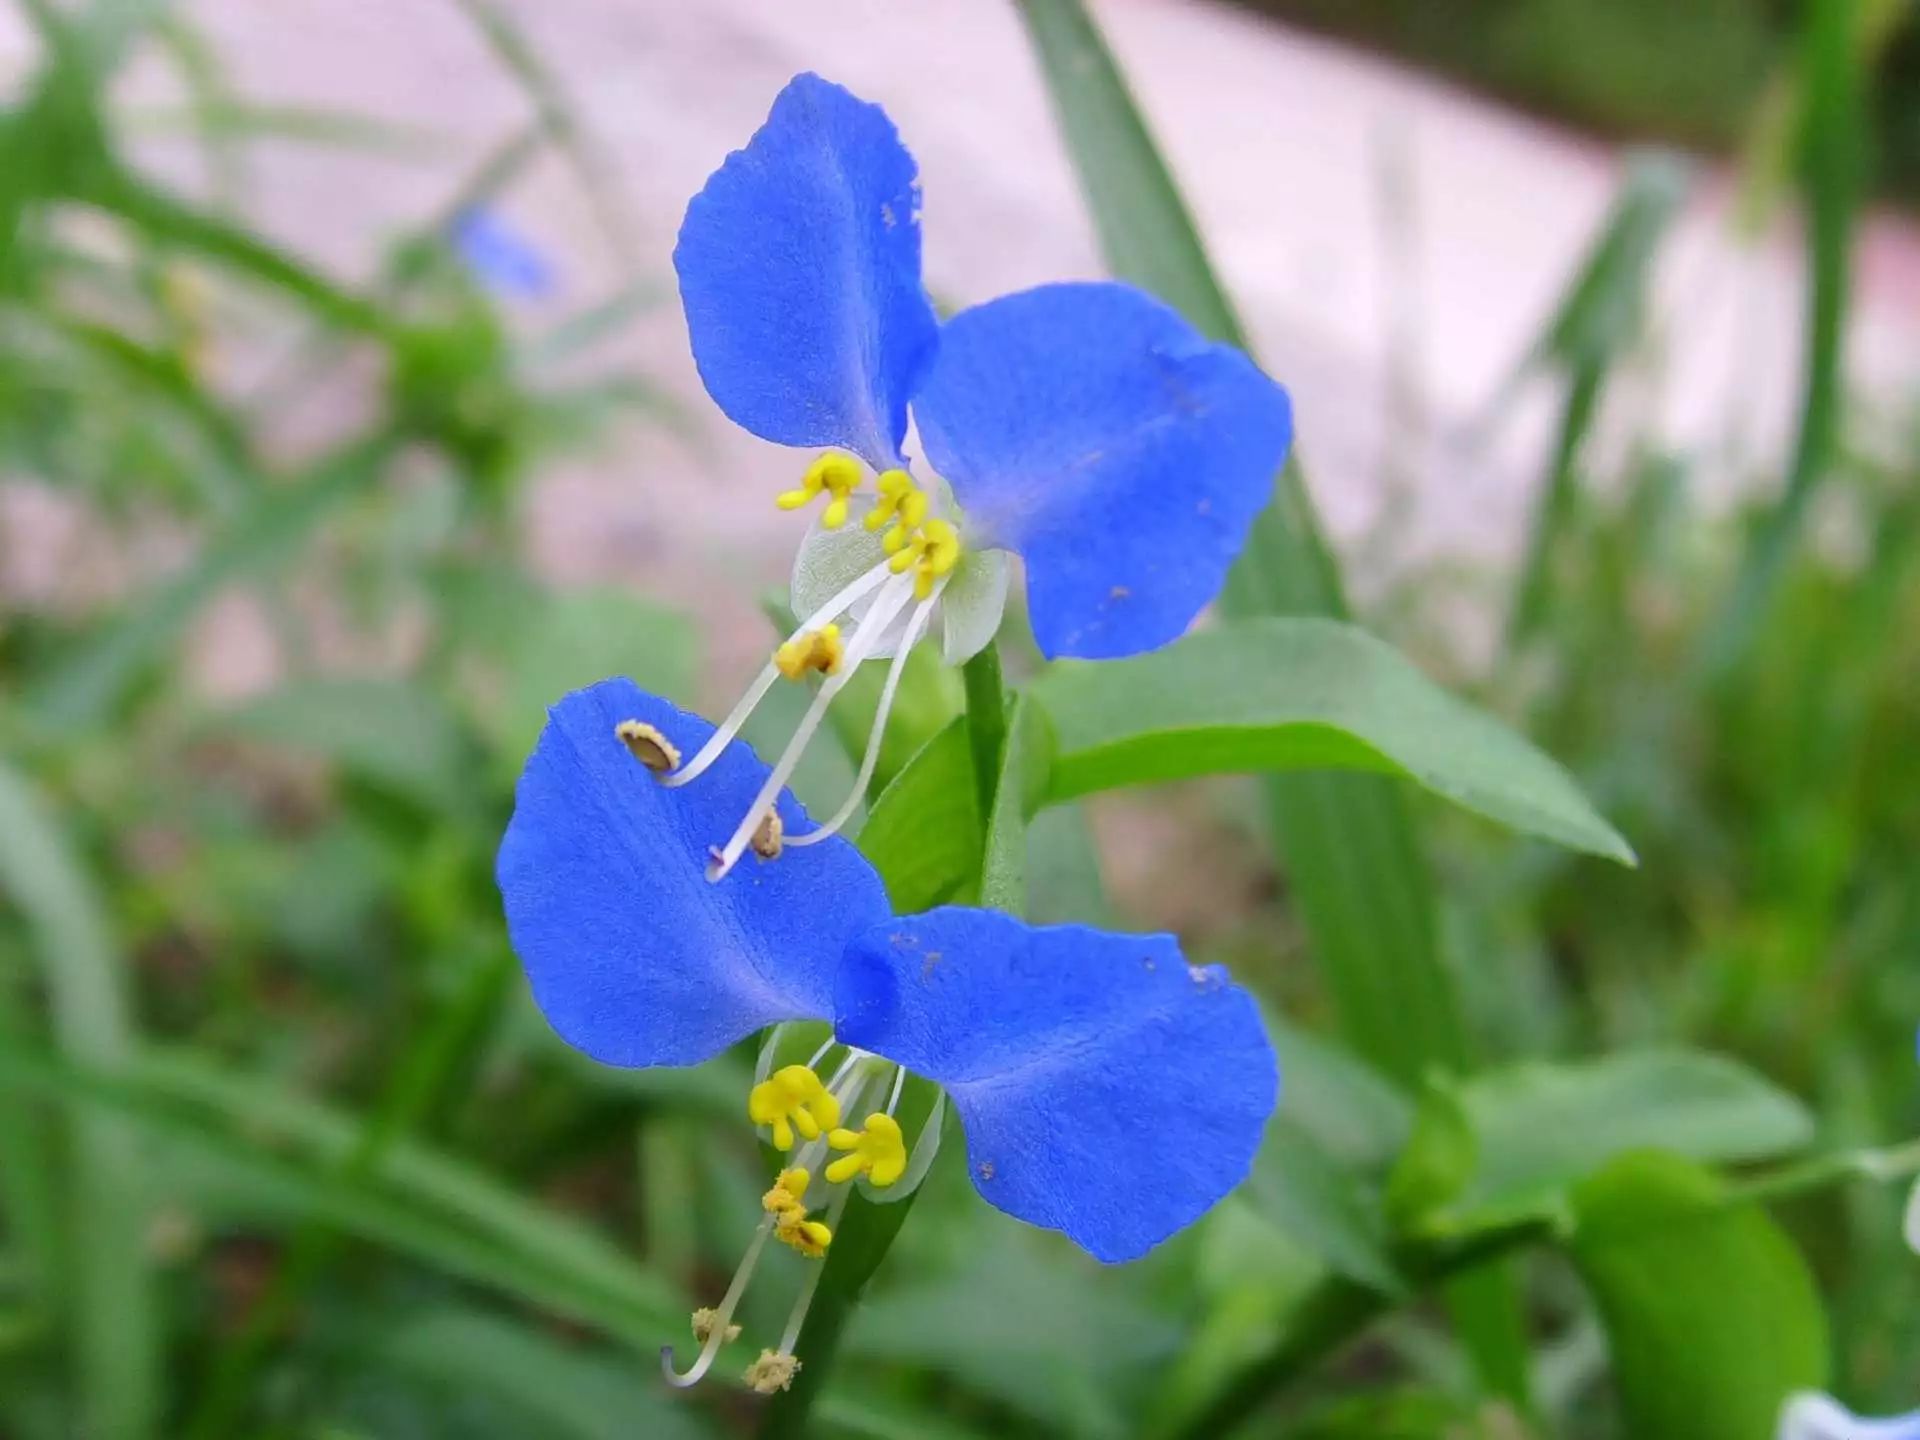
(0, 764), (157, 1440)
(1246, 1119), (1402, 1295)
(1439, 1051), (1815, 1232)
(0, 1045), (682, 1350)
(216, 677), (475, 815)
(1033, 618), (1634, 864)
(1384, 1080), (1478, 1230)
(1023, 801), (1114, 927)
(1568, 1152), (1828, 1438)
(856, 716), (981, 913)
(978, 694), (1050, 915)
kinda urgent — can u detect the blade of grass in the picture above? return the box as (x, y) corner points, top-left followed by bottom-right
(0, 763), (157, 1440)
(0, 956), (61, 1314)
(446, 0), (638, 270)
(181, 947), (518, 1440)
(1014, 0), (1526, 1404)
(0, 1044), (685, 1347)
(1705, 0), (1868, 674)
(1507, 155), (1688, 646)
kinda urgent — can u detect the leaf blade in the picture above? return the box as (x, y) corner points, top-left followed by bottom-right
(1033, 618), (1634, 863)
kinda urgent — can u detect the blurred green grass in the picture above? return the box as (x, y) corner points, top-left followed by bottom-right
(0, 0), (1914, 1436)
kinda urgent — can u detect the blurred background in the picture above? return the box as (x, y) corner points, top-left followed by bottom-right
(0, 0), (1915, 1437)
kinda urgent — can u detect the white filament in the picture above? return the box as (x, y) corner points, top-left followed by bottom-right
(660, 1213), (774, 1388)
(786, 592), (938, 850)
(776, 1181), (854, 1355)
(706, 574), (917, 881)
(661, 558), (896, 791)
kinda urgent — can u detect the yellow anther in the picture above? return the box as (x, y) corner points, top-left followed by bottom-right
(761, 1167), (812, 1215)
(761, 1165), (833, 1255)
(773, 1211), (833, 1257)
(747, 1065), (842, 1152)
(614, 719), (679, 773)
(866, 469), (929, 552)
(773, 624), (844, 681)
(775, 451), (862, 529)
(886, 517), (963, 600)
(825, 1112), (908, 1188)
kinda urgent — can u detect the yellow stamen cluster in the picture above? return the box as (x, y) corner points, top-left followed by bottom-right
(773, 624), (844, 681)
(762, 1167), (833, 1257)
(889, 517), (962, 600)
(614, 719), (679, 773)
(826, 1112), (908, 1188)
(747, 1065), (842, 1151)
(776, 451), (862, 529)
(865, 468), (929, 551)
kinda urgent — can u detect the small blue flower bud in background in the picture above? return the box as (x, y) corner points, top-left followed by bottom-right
(451, 205), (556, 300)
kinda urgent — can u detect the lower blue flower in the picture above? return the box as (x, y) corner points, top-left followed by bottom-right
(494, 679), (1280, 1391)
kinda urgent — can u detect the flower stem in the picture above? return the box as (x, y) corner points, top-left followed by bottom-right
(1171, 1139), (1920, 1439)
(961, 642), (1008, 823)
(758, 647), (1008, 1437)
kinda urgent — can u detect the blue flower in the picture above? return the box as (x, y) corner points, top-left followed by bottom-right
(451, 206), (556, 300)
(670, 74), (1293, 876)
(496, 680), (1278, 1391)
(1778, 1393), (1920, 1440)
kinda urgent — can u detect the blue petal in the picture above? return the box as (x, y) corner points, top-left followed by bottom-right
(834, 906), (1277, 1262)
(914, 282), (1292, 659)
(674, 74), (939, 471)
(496, 679), (890, 1068)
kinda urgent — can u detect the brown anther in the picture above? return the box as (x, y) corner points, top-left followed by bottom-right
(615, 719), (679, 773)
(751, 810), (784, 860)
(744, 1349), (801, 1395)
(691, 1307), (740, 1345)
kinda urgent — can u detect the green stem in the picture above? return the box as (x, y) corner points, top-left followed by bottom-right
(1173, 1139), (1920, 1439)
(181, 947), (516, 1440)
(960, 643), (1008, 822)
(759, 646), (1010, 1438)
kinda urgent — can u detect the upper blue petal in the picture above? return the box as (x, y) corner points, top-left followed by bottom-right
(496, 678), (890, 1069)
(674, 74), (939, 472)
(914, 282), (1292, 659)
(834, 906), (1278, 1262)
